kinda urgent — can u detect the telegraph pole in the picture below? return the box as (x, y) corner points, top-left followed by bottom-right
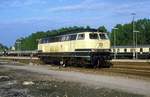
(16, 41), (21, 57)
(112, 27), (118, 59)
(131, 13), (136, 59)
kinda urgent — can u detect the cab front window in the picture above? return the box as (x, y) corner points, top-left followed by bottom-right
(77, 34), (85, 40)
(89, 33), (98, 39)
(99, 33), (108, 39)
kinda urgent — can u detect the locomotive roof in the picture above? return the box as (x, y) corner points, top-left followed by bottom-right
(41, 31), (107, 39)
(57, 31), (107, 36)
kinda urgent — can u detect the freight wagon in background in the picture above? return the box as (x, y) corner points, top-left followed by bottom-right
(111, 45), (150, 59)
(38, 31), (112, 67)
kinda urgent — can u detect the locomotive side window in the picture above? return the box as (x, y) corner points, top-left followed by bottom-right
(69, 34), (77, 40)
(42, 38), (48, 43)
(140, 48), (143, 52)
(46, 38), (49, 43)
(89, 33), (98, 39)
(50, 37), (57, 42)
(46, 36), (61, 43)
(99, 33), (108, 39)
(65, 35), (69, 41)
(49, 37), (54, 42)
(77, 34), (85, 40)
(124, 48), (127, 52)
(61, 36), (66, 41)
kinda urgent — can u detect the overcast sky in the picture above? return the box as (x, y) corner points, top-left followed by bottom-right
(0, 0), (150, 46)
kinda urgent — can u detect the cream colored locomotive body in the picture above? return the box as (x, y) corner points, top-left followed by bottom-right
(38, 32), (110, 53)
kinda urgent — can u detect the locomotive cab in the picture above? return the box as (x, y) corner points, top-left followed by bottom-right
(75, 32), (110, 52)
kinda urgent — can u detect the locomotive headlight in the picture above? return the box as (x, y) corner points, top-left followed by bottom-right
(96, 43), (103, 48)
(91, 49), (96, 52)
(91, 49), (99, 52)
(98, 43), (103, 47)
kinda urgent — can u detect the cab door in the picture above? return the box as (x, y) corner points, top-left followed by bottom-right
(69, 34), (77, 52)
(60, 35), (69, 52)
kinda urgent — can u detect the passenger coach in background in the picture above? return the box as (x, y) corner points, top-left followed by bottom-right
(111, 45), (150, 59)
(38, 32), (111, 67)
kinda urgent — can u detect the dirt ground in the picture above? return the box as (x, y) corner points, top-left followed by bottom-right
(0, 62), (150, 97)
(0, 67), (146, 97)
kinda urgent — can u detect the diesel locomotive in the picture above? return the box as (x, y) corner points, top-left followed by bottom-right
(38, 31), (111, 67)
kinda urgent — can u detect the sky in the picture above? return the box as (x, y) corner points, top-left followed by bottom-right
(0, 0), (150, 46)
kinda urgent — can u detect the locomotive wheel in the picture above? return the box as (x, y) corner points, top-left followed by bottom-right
(60, 60), (67, 67)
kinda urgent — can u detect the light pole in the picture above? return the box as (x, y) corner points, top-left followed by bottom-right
(134, 30), (140, 59)
(131, 13), (136, 59)
(112, 27), (118, 59)
(16, 41), (21, 56)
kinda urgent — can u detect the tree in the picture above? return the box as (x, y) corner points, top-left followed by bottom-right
(97, 26), (107, 32)
(0, 43), (8, 51)
(110, 18), (150, 46)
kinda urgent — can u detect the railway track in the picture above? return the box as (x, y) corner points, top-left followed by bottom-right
(105, 62), (150, 77)
(0, 56), (150, 77)
(102, 68), (150, 77)
(113, 63), (150, 70)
